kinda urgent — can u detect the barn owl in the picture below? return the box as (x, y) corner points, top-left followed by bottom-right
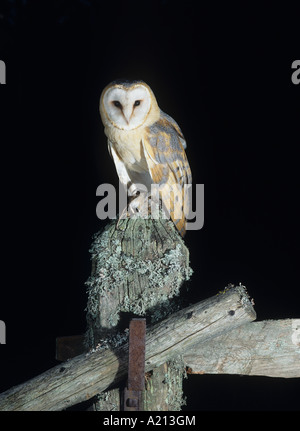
(99, 79), (192, 237)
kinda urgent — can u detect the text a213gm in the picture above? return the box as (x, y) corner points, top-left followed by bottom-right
(145, 415), (196, 426)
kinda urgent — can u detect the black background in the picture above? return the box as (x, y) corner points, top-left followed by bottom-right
(0, 0), (299, 411)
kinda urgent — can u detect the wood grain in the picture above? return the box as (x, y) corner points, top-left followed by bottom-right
(184, 319), (300, 378)
(0, 286), (255, 411)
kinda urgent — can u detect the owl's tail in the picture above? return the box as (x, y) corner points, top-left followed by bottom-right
(158, 182), (188, 237)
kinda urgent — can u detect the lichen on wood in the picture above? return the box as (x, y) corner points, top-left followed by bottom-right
(143, 360), (187, 411)
(85, 216), (193, 348)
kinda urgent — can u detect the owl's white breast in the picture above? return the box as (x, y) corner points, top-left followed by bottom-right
(105, 126), (148, 173)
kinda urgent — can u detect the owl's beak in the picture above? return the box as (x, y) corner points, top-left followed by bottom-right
(122, 106), (132, 124)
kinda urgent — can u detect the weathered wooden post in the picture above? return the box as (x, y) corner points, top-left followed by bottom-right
(84, 215), (193, 410)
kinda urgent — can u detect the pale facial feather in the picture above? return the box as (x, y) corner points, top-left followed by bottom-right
(103, 85), (151, 130)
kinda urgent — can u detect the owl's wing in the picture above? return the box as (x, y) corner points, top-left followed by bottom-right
(142, 110), (192, 236)
(108, 140), (131, 187)
(158, 111), (187, 149)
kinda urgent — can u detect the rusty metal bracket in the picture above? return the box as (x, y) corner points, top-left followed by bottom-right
(123, 318), (146, 411)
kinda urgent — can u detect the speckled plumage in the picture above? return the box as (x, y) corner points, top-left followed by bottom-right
(99, 80), (192, 236)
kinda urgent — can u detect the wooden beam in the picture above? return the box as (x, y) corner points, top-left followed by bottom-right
(0, 285), (255, 411)
(184, 319), (300, 378)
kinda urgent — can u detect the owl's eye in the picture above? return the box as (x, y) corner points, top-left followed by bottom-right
(134, 100), (141, 107)
(113, 101), (122, 108)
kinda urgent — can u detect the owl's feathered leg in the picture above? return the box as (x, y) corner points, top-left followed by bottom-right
(116, 191), (149, 229)
(117, 206), (129, 223)
(116, 193), (135, 229)
(127, 191), (151, 218)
